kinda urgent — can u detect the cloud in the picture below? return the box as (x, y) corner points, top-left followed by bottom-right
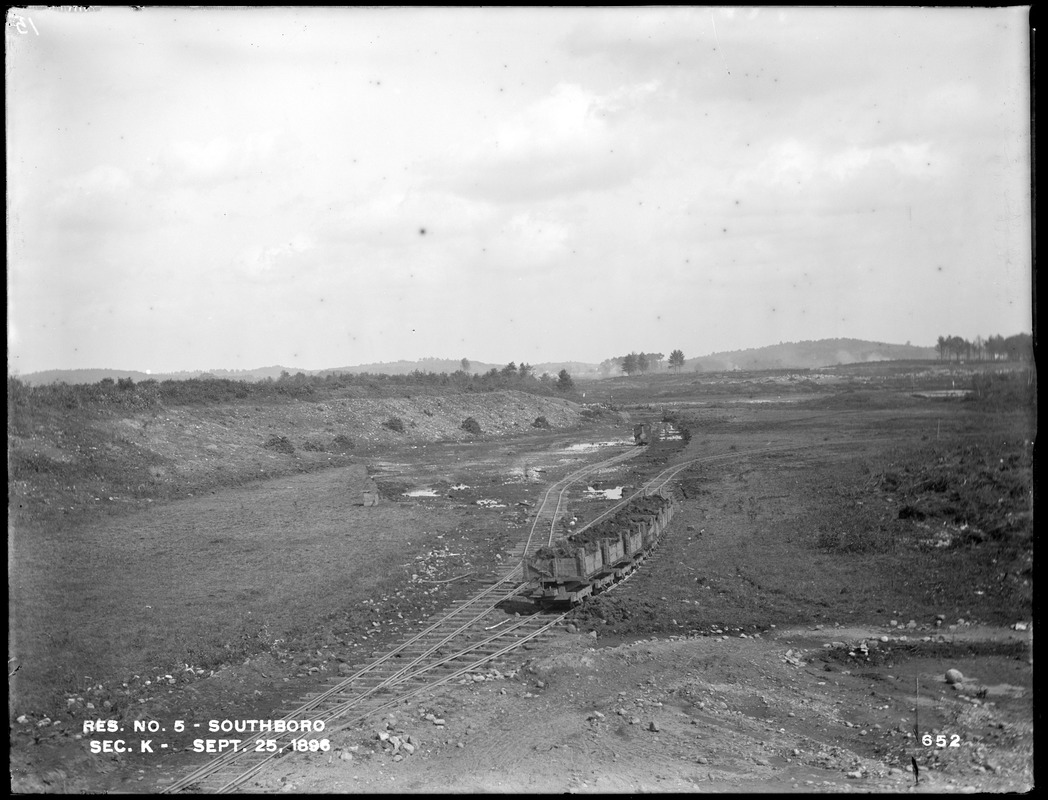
(233, 234), (315, 280)
(154, 131), (285, 186)
(438, 82), (648, 203)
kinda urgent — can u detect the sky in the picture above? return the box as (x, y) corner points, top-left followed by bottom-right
(6, 6), (1032, 375)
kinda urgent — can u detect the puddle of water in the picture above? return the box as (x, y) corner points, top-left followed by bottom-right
(404, 489), (441, 497)
(585, 486), (624, 500)
(565, 440), (633, 452)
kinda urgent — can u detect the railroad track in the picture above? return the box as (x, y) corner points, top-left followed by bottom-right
(164, 437), (863, 792)
(162, 443), (643, 793)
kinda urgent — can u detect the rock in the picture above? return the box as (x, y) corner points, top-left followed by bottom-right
(589, 631), (598, 639)
(648, 721), (659, 732)
(565, 624), (578, 634)
(393, 754), (403, 762)
(906, 620), (917, 629)
(340, 751), (353, 762)
(629, 716), (640, 725)
(402, 743), (415, 755)
(945, 669), (964, 684)
(890, 620), (898, 627)
(846, 770), (864, 779)
(338, 663), (354, 676)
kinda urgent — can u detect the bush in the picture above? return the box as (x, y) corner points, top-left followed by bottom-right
(301, 439), (326, 452)
(263, 435), (295, 454)
(532, 416), (551, 429)
(461, 417), (482, 435)
(382, 417), (405, 433)
(331, 434), (355, 452)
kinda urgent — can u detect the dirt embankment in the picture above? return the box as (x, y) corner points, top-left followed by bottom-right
(9, 390), (593, 526)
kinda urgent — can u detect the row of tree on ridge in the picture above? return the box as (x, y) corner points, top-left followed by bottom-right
(935, 333), (1031, 362)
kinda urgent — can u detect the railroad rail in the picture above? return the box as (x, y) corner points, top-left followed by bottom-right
(163, 437), (861, 792)
(162, 442), (642, 793)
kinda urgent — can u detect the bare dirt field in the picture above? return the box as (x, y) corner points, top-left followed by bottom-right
(8, 366), (1035, 793)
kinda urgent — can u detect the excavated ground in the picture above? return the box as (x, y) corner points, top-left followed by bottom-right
(9, 380), (1035, 793)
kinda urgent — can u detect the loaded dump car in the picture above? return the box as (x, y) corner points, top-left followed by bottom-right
(523, 493), (676, 605)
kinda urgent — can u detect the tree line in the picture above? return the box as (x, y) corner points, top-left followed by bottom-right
(601, 350), (688, 376)
(935, 333), (1032, 363)
(6, 364), (578, 411)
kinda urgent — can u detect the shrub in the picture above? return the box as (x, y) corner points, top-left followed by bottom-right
(461, 417), (482, 435)
(301, 439), (326, 452)
(532, 416), (551, 429)
(331, 434), (355, 452)
(382, 417), (405, 433)
(263, 435), (295, 454)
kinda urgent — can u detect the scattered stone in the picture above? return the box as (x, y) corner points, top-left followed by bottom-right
(846, 770), (864, 779)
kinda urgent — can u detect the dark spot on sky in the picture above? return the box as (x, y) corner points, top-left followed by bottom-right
(419, 228), (427, 235)
(722, 228), (728, 233)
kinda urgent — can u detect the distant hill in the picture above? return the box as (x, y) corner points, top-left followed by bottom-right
(686, 339), (937, 372)
(14, 339), (939, 386)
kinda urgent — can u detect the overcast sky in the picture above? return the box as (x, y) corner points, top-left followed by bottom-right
(7, 6), (1032, 375)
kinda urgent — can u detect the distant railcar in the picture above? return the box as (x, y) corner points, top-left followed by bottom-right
(633, 423), (652, 445)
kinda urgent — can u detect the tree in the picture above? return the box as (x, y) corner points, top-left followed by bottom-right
(622, 353), (639, 375)
(649, 352), (665, 371)
(518, 362), (534, 379)
(501, 362), (518, 378)
(936, 336), (948, 362)
(669, 349), (686, 373)
(556, 369), (575, 392)
(637, 352), (650, 373)
(460, 357), (471, 373)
